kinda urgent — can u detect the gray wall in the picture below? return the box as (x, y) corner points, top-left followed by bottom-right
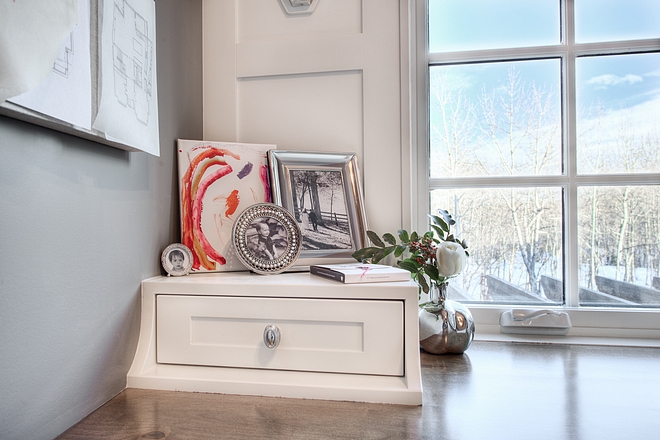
(0, 2), (202, 438)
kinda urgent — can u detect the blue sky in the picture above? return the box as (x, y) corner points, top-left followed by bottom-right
(577, 53), (660, 112)
(428, 0), (660, 175)
(428, 0), (660, 113)
(429, 53), (660, 117)
(429, 0), (559, 53)
(429, 0), (660, 51)
(429, 60), (564, 177)
(575, 0), (660, 43)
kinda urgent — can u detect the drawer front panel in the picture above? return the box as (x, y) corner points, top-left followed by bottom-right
(156, 295), (404, 376)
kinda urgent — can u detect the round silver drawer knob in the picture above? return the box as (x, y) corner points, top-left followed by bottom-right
(263, 325), (281, 349)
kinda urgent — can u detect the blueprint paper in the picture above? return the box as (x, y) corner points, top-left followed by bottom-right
(93, 0), (159, 156)
(0, 0), (78, 102)
(9, 0), (92, 130)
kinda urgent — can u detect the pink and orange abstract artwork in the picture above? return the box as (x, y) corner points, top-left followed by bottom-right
(177, 139), (275, 272)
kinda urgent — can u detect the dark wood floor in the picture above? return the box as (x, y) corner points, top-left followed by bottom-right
(58, 341), (660, 440)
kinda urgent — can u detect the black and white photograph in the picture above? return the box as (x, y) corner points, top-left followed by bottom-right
(232, 203), (302, 275)
(290, 169), (352, 251)
(245, 217), (289, 261)
(268, 151), (368, 267)
(161, 243), (193, 277)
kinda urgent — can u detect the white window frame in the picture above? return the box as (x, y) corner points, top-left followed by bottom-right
(408, 0), (660, 344)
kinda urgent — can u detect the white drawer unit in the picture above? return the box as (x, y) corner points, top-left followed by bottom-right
(128, 273), (422, 405)
(157, 295), (404, 376)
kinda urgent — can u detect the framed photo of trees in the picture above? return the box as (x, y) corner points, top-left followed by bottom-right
(268, 151), (368, 268)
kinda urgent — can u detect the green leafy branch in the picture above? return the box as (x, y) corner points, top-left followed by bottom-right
(352, 209), (469, 294)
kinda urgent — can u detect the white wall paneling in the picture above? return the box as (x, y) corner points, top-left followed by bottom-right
(237, 72), (363, 154)
(203, 0), (407, 234)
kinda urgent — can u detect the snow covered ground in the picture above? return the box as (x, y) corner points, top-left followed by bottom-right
(300, 220), (352, 250)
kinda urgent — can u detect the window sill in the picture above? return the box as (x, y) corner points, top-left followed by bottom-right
(474, 331), (660, 348)
(466, 304), (660, 346)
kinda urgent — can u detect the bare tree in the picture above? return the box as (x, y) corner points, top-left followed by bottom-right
(316, 171), (343, 224)
(431, 64), (659, 302)
(479, 68), (561, 295)
(429, 69), (476, 177)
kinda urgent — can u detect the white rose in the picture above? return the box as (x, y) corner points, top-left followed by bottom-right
(436, 242), (467, 277)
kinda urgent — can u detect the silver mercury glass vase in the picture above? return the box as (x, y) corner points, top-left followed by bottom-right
(419, 282), (475, 354)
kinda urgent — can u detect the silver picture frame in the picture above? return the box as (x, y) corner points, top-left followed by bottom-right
(268, 150), (368, 268)
(161, 243), (194, 277)
(232, 203), (303, 275)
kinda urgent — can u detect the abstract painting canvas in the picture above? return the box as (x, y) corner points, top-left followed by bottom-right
(177, 139), (275, 272)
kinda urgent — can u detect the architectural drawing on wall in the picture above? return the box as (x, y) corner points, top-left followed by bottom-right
(1, 0), (159, 155)
(7, 0), (92, 130)
(93, 0), (159, 156)
(111, 0), (154, 126)
(52, 33), (74, 78)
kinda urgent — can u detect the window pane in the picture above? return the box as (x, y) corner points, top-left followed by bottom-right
(578, 186), (660, 307)
(430, 60), (562, 178)
(430, 188), (563, 305)
(575, 0), (660, 44)
(576, 53), (660, 174)
(429, 0), (559, 53)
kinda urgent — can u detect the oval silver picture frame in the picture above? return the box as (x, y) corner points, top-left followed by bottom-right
(161, 243), (193, 277)
(232, 203), (302, 275)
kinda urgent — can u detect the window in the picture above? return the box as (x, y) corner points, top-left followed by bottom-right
(416, 0), (660, 325)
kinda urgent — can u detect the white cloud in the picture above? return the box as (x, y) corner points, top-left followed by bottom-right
(586, 74), (644, 87)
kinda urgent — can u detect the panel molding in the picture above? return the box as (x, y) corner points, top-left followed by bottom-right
(237, 34), (364, 78)
(361, 0), (402, 234)
(202, 0), (238, 140)
(203, 0), (406, 235)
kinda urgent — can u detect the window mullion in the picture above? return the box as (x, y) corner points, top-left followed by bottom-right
(429, 176), (566, 189)
(574, 39), (660, 57)
(564, 0), (580, 307)
(429, 45), (567, 65)
(415, 0), (430, 234)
